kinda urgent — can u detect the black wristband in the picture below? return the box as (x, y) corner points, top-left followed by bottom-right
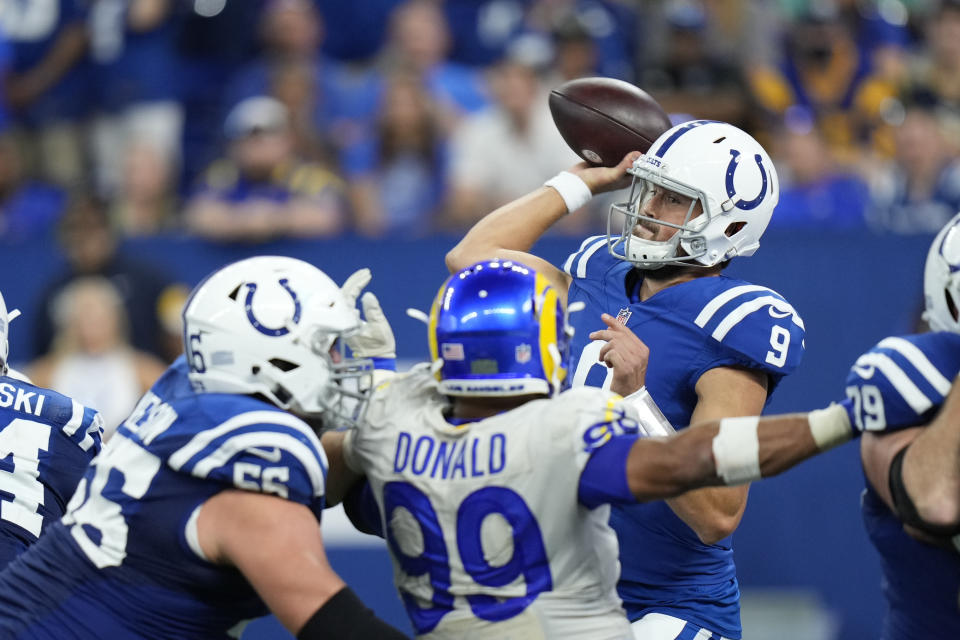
(298, 587), (408, 640)
(889, 445), (960, 537)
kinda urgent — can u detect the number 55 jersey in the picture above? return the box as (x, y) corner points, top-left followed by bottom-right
(0, 357), (330, 639)
(344, 365), (646, 640)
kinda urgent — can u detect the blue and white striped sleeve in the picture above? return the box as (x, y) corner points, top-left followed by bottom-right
(59, 400), (104, 455)
(168, 410), (327, 510)
(693, 284), (806, 380)
(561, 235), (609, 280)
(845, 335), (959, 432)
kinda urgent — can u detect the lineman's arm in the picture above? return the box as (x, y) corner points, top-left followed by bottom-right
(197, 490), (407, 638)
(862, 376), (960, 535)
(445, 153), (639, 300)
(626, 384), (858, 502)
(625, 411), (826, 500)
(648, 367), (766, 544)
(320, 430), (362, 507)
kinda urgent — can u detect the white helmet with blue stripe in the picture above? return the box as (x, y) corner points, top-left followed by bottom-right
(608, 120), (779, 269)
(923, 211), (960, 333)
(182, 256), (373, 425)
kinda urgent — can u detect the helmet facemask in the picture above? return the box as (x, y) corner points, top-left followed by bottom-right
(608, 165), (712, 269)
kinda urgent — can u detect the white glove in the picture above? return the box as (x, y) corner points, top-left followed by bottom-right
(340, 269), (396, 359)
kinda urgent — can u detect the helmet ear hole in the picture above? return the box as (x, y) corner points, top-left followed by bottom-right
(946, 289), (959, 323)
(269, 358), (299, 372)
(724, 221), (746, 238)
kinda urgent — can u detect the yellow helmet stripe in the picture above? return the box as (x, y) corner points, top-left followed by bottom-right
(535, 273), (562, 386)
(427, 277), (451, 380)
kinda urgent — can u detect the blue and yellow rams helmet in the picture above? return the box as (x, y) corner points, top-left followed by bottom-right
(428, 260), (571, 397)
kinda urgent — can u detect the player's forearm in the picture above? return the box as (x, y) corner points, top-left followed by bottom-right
(445, 187), (568, 272)
(900, 384), (960, 528)
(628, 413), (837, 500)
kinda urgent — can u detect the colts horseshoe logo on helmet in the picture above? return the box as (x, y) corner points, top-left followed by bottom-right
(244, 278), (303, 337)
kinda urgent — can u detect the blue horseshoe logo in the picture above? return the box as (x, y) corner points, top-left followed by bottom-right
(725, 150), (768, 210)
(244, 278), (302, 336)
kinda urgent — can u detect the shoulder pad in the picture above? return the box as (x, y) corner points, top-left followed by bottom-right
(167, 409), (327, 506)
(365, 366), (441, 427)
(550, 387), (642, 455)
(692, 283), (806, 375)
(12, 380), (105, 454)
(562, 235), (615, 280)
(58, 399), (105, 455)
(845, 332), (960, 432)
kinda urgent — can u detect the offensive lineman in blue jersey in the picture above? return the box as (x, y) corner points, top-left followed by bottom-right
(841, 212), (960, 638)
(0, 291), (103, 567)
(448, 119), (802, 638)
(0, 257), (408, 639)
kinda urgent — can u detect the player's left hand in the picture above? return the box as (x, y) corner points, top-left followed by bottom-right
(340, 269), (396, 360)
(589, 313), (649, 397)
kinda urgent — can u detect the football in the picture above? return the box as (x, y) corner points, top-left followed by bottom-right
(549, 77), (672, 167)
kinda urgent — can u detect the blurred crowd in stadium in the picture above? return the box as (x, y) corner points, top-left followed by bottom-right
(3, 0), (960, 244)
(3, 0), (960, 436)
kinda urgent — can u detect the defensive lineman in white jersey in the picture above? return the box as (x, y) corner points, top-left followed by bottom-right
(330, 259), (875, 639)
(340, 260), (671, 639)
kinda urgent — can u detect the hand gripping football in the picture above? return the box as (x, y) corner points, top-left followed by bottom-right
(549, 77), (672, 167)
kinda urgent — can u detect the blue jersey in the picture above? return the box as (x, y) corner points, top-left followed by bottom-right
(563, 236), (806, 638)
(845, 332), (960, 639)
(0, 357), (329, 639)
(0, 375), (102, 566)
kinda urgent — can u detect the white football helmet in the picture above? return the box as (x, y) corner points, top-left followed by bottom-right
(0, 291), (21, 376)
(182, 256), (373, 426)
(923, 212), (960, 333)
(608, 120), (779, 269)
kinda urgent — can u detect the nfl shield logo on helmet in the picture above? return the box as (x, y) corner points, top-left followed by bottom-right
(515, 343), (532, 364)
(616, 308), (632, 325)
(442, 343), (465, 361)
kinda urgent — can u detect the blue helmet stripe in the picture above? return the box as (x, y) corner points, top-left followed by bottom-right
(651, 119), (718, 158)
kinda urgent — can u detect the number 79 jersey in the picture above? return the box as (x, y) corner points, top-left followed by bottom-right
(845, 332), (960, 637)
(844, 331), (960, 432)
(344, 367), (642, 639)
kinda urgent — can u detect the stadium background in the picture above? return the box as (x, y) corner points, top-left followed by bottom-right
(0, 0), (953, 638)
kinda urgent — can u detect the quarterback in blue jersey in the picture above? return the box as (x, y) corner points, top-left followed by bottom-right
(0, 257), (408, 640)
(326, 259), (849, 639)
(448, 119), (802, 638)
(0, 291), (102, 567)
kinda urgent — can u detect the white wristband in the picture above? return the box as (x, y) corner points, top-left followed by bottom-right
(623, 386), (675, 437)
(544, 171), (592, 214)
(712, 416), (761, 486)
(807, 404), (853, 450)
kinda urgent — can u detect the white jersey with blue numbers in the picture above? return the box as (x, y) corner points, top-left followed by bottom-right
(846, 332), (960, 639)
(0, 357), (328, 639)
(0, 376), (102, 567)
(563, 236), (806, 638)
(344, 366), (644, 640)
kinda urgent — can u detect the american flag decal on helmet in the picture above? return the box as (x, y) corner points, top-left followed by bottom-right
(441, 343), (465, 360)
(616, 308), (632, 325)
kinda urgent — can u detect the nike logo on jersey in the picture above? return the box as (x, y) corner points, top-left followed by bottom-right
(248, 446), (283, 463)
(767, 307), (793, 319)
